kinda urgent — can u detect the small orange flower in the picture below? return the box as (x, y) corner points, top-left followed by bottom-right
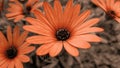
(0, 26), (35, 68)
(6, 0), (43, 22)
(23, 0), (103, 57)
(92, 0), (120, 23)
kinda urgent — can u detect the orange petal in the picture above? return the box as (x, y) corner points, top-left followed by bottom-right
(67, 36), (91, 49)
(31, 2), (43, 12)
(14, 15), (24, 22)
(25, 17), (43, 26)
(16, 31), (28, 47)
(109, 0), (114, 9)
(63, 42), (79, 56)
(70, 4), (81, 24)
(54, 0), (63, 27)
(75, 18), (100, 30)
(19, 46), (35, 54)
(33, 9), (54, 30)
(0, 59), (7, 66)
(25, 17), (52, 31)
(63, 0), (73, 27)
(105, 0), (111, 9)
(26, 0), (38, 7)
(49, 41), (63, 57)
(71, 10), (91, 29)
(26, 35), (55, 44)
(74, 27), (104, 35)
(36, 42), (55, 56)
(19, 42), (31, 49)
(91, 0), (107, 11)
(64, 0), (73, 12)
(43, 2), (57, 28)
(0, 55), (5, 61)
(114, 1), (120, 9)
(0, 60), (10, 68)
(13, 26), (20, 46)
(8, 3), (22, 11)
(18, 55), (30, 62)
(76, 34), (102, 42)
(7, 7), (22, 13)
(23, 25), (52, 36)
(0, 32), (8, 46)
(7, 26), (12, 46)
(8, 61), (14, 68)
(15, 59), (23, 68)
(6, 12), (22, 18)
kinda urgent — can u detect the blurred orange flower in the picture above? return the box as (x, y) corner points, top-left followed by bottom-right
(6, 0), (43, 22)
(0, 26), (35, 68)
(23, 0), (103, 57)
(92, 0), (120, 23)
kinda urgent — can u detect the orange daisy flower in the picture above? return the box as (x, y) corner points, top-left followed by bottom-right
(0, 26), (35, 68)
(23, 0), (103, 57)
(6, 0), (43, 22)
(92, 0), (120, 23)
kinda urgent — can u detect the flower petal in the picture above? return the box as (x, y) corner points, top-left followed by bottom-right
(0, 32), (8, 46)
(6, 12), (22, 18)
(33, 9), (54, 30)
(19, 42), (31, 49)
(26, 0), (38, 7)
(54, 0), (63, 27)
(75, 18), (100, 30)
(8, 61), (14, 68)
(91, 0), (107, 11)
(25, 17), (52, 32)
(18, 55), (30, 63)
(63, 0), (74, 27)
(76, 34), (102, 42)
(67, 36), (91, 49)
(16, 31), (28, 47)
(15, 59), (23, 68)
(43, 2), (57, 28)
(63, 42), (79, 56)
(49, 41), (63, 57)
(0, 60), (10, 68)
(14, 15), (24, 22)
(7, 26), (12, 46)
(23, 25), (52, 36)
(26, 36), (55, 44)
(19, 46), (35, 54)
(71, 10), (91, 29)
(13, 26), (20, 46)
(74, 27), (104, 35)
(70, 4), (81, 24)
(36, 42), (55, 56)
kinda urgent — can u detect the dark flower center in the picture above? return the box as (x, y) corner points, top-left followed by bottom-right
(26, 6), (31, 12)
(18, 0), (28, 4)
(6, 46), (18, 59)
(107, 10), (116, 18)
(56, 29), (70, 41)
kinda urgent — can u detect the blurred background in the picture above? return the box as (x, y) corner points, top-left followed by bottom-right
(0, 0), (120, 68)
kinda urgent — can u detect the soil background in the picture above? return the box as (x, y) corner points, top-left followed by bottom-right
(0, 0), (120, 68)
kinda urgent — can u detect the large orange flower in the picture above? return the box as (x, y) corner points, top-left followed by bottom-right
(92, 0), (120, 23)
(6, 0), (43, 22)
(0, 26), (35, 68)
(23, 0), (103, 57)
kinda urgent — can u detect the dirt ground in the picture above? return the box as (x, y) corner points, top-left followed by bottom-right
(0, 0), (120, 68)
